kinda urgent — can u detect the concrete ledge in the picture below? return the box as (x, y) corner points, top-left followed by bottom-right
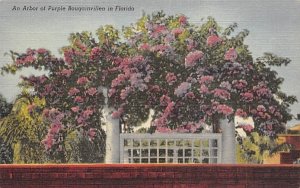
(0, 164), (299, 187)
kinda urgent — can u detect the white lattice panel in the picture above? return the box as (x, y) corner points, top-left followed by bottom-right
(120, 133), (222, 164)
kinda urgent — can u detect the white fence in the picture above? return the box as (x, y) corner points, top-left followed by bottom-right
(120, 133), (222, 164)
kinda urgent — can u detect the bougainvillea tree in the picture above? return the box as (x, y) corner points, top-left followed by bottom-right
(1, 11), (296, 162)
(110, 12), (296, 135)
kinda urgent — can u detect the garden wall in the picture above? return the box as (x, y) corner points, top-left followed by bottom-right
(0, 164), (299, 188)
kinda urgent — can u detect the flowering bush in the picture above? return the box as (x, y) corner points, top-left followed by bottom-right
(1, 12), (296, 159)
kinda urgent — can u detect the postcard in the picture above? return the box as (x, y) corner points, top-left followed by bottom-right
(0, 0), (300, 166)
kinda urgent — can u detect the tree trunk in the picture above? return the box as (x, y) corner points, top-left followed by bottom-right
(219, 118), (236, 164)
(102, 87), (120, 164)
(104, 107), (120, 163)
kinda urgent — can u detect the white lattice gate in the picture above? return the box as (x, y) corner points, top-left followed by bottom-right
(120, 133), (222, 164)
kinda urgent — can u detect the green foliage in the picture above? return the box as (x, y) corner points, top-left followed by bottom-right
(0, 94), (12, 118)
(0, 91), (48, 163)
(96, 25), (120, 45)
(64, 129), (106, 163)
(237, 132), (291, 164)
(257, 53), (291, 67)
(0, 137), (13, 164)
(0, 94), (14, 164)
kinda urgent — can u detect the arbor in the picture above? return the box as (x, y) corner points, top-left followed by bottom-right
(1, 12), (296, 162)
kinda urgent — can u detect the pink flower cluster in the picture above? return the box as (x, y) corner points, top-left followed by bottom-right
(130, 55), (145, 65)
(186, 38), (196, 51)
(175, 122), (202, 133)
(199, 75), (214, 85)
(111, 107), (124, 119)
(151, 44), (170, 55)
(68, 87), (80, 96)
(44, 84), (54, 96)
(224, 48), (238, 61)
(15, 55), (36, 66)
(49, 123), (62, 134)
(235, 108), (247, 118)
(156, 126), (172, 133)
(172, 28), (184, 36)
(164, 102), (175, 116)
(165, 72), (177, 85)
(149, 85), (161, 92)
(241, 92), (254, 102)
(176, 126), (189, 133)
(38, 75), (48, 84)
(88, 128), (97, 140)
(108, 88), (116, 97)
(184, 50), (204, 68)
(255, 105), (271, 120)
(151, 25), (168, 38)
(266, 106), (282, 119)
(254, 84), (272, 98)
(60, 69), (73, 77)
(257, 105), (266, 112)
(36, 48), (48, 55)
(174, 82), (191, 97)
(206, 35), (222, 46)
(74, 96), (84, 103)
(112, 74), (127, 88)
(216, 104), (233, 116)
(76, 108), (94, 125)
(139, 43), (151, 51)
(199, 84), (209, 94)
(220, 81), (232, 90)
(163, 33), (175, 44)
(178, 15), (187, 26)
(232, 79), (247, 90)
(185, 92), (195, 99)
(130, 73), (147, 91)
(213, 88), (231, 100)
(42, 133), (54, 151)
(83, 108), (94, 118)
(160, 95), (171, 106)
(42, 109), (65, 150)
(240, 124), (254, 133)
(71, 106), (79, 113)
(120, 87), (132, 100)
(77, 77), (89, 85)
(269, 106), (276, 114)
(154, 102), (175, 133)
(64, 49), (73, 64)
(86, 87), (97, 96)
(90, 47), (102, 60)
(74, 40), (87, 52)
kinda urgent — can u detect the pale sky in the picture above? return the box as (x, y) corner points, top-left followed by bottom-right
(0, 0), (300, 126)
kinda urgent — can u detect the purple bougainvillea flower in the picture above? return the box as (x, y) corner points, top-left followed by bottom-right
(174, 82), (191, 97)
(185, 50), (204, 68)
(206, 35), (222, 46)
(224, 48), (238, 61)
(76, 77), (89, 85)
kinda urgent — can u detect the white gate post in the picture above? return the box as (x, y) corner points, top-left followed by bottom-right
(102, 87), (120, 163)
(219, 118), (236, 164)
